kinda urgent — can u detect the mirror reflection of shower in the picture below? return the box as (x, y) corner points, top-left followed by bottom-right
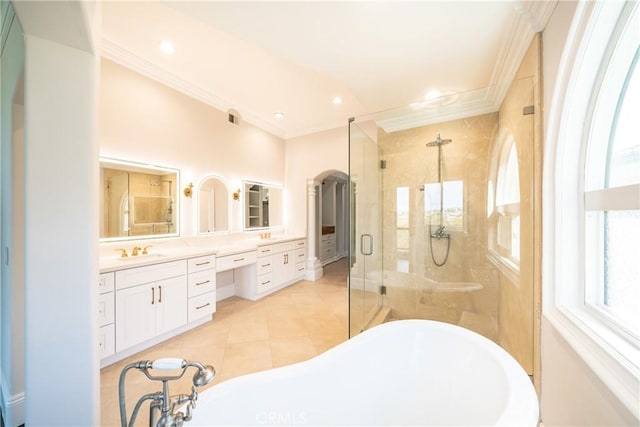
(425, 133), (451, 267)
(150, 177), (174, 226)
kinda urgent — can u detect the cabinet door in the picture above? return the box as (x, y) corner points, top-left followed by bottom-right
(273, 251), (296, 287)
(155, 275), (188, 335)
(115, 283), (156, 352)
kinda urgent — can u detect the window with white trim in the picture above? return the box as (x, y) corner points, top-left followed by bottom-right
(547, 0), (639, 416)
(583, 6), (640, 337)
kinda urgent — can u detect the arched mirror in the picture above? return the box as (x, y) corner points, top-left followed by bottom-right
(198, 176), (229, 234)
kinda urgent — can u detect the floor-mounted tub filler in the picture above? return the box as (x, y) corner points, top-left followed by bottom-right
(121, 320), (539, 426)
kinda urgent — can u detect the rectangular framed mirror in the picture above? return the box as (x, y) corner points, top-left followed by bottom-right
(100, 158), (179, 241)
(243, 181), (283, 230)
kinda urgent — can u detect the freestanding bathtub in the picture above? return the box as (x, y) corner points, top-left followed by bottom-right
(188, 320), (539, 426)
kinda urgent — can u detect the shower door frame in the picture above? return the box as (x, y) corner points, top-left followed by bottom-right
(348, 119), (384, 337)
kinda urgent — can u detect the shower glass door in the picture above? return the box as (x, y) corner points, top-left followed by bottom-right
(348, 120), (383, 336)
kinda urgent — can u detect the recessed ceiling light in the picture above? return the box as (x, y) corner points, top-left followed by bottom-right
(332, 96), (343, 105)
(274, 112), (285, 119)
(159, 40), (176, 55)
(424, 89), (441, 100)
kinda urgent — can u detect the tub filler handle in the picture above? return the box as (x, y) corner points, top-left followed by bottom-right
(118, 358), (215, 427)
(360, 234), (373, 256)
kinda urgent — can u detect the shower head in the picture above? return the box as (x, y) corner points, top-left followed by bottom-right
(426, 133), (452, 147)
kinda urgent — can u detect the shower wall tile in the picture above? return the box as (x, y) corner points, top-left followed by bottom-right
(378, 112), (501, 341)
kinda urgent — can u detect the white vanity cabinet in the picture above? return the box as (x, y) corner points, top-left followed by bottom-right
(115, 260), (188, 352)
(98, 272), (115, 358)
(320, 232), (336, 264)
(293, 240), (307, 278)
(187, 254), (216, 322)
(236, 239), (306, 300)
(272, 242), (296, 288)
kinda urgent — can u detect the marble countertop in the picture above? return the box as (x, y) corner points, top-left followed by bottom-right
(99, 235), (305, 273)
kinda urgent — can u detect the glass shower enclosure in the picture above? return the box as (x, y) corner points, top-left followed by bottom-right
(348, 78), (538, 375)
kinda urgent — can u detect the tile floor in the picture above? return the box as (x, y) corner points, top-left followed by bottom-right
(100, 258), (349, 426)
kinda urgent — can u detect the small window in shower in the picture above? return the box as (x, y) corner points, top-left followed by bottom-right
(424, 180), (464, 230)
(396, 187), (410, 272)
(493, 136), (521, 265)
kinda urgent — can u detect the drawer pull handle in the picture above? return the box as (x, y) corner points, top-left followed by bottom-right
(261, 281), (271, 285)
(234, 257), (245, 262)
(158, 285), (162, 303)
(195, 280), (210, 286)
(195, 261), (211, 266)
(151, 287), (155, 305)
(261, 249), (271, 253)
(261, 263), (271, 267)
(196, 302), (211, 310)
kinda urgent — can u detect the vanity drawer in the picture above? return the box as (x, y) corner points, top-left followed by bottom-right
(295, 248), (306, 264)
(188, 270), (216, 298)
(257, 256), (273, 275)
(295, 262), (306, 277)
(257, 272), (274, 293)
(257, 246), (273, 258)
(294, 239), (306, 249)
(98, 292), (115, 327)
(187, 254), (216, 273)
(188, 292), (216, 323)
(98, 272), (115, 294)
(116, 260), (187, 290)
(98, 324), (115, 358)
(321, 233), (336, 244)
(216, 251), (257, 272)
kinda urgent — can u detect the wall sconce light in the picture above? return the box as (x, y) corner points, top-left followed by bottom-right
(233, 189), (241, 201)
(184, 183), (194, 198)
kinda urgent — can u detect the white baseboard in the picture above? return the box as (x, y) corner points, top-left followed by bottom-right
(0, 382), (24, 427)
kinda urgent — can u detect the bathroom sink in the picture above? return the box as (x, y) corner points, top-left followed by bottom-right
(116, 253), (166, 261)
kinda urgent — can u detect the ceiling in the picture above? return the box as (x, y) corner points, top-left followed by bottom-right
(101, 1), (556, 139)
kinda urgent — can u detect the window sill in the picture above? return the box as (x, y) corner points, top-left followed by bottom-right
(544, 305), (640, 419)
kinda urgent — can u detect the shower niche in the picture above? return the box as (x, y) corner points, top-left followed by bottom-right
(100, 158), (179, 241)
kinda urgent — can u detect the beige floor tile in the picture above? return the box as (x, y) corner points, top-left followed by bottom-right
(220, 339), (273, 378)
(101, 258), (349, 427)
(270, 336), (317, 367)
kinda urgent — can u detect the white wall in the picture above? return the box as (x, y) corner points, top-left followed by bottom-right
(99, 59), (285, 237)
(11, 1), (102, 424)
(541, 1), (637, 425)
(0, 3), (25, 425)
(284, 126), (348, 236)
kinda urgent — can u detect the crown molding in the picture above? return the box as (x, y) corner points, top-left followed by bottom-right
(486, 1), (558, 107)
(377, 1), (558, 134)
(101, 38), (286, 139)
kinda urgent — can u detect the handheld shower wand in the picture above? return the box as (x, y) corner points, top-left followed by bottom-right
(119, 358), (215, 427)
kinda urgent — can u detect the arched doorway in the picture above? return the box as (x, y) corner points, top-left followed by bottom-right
(305, 170), (348, 280)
